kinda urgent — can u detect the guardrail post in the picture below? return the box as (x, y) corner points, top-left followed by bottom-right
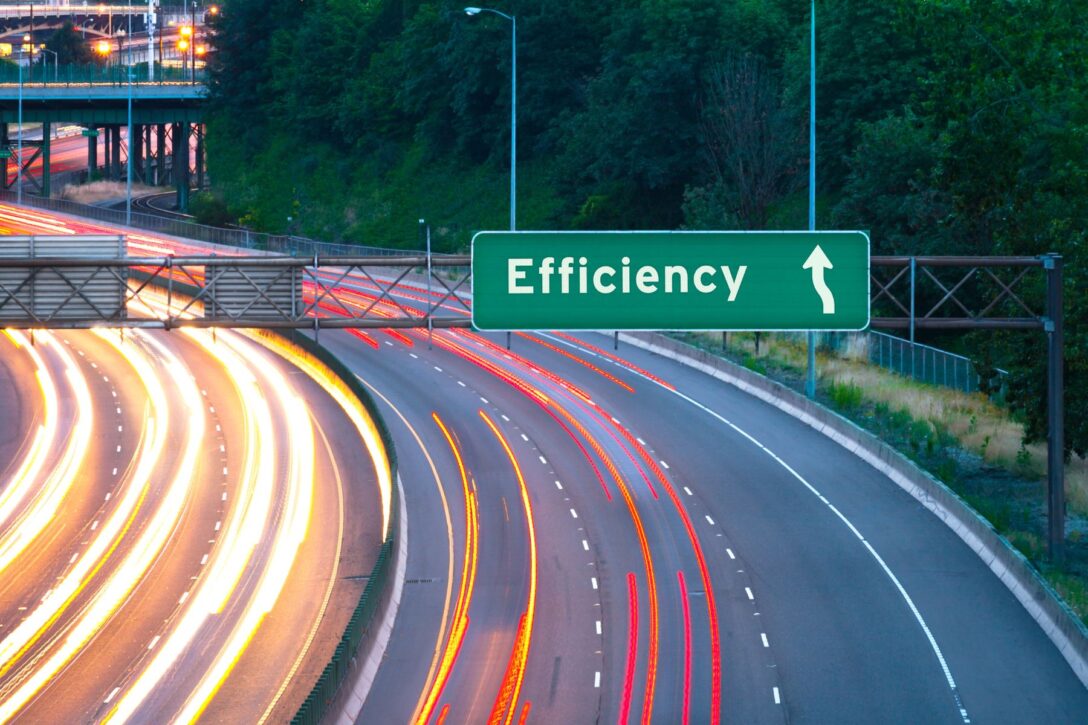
(1044, 253), (1065, 563)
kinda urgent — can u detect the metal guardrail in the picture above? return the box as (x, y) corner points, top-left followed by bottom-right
(864, 329), (1005, 394)
(0, 189), (429, 257)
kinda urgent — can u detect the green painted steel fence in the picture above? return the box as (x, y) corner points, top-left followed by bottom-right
(0, 63), (205, 86)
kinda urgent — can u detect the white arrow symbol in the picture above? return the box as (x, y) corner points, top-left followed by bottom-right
(803, 244), (835, 314)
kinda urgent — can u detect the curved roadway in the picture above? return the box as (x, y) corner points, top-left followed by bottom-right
(0, 203), (1085, 723)
(0, 311), (385, 722)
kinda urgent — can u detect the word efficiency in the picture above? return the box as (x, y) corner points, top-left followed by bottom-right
(508, 256), (748, 300)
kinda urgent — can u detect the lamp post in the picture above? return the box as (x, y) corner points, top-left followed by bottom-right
(190, 0), (197, 84)
(126, 65), (133, 225)
(16, 62), (22, 205)
(464, 7), (516, 231)
(39, 48), (58, 83)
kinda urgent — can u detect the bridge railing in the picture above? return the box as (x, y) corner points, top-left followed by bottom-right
(0, 63), (205, 86)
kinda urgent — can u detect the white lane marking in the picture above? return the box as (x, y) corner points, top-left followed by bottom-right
(178, 591), (189, 605)
(111, 390), (116, 397)
(433, 366), (443, 372)
(221, 492), (228, 501)
(570, 509), (579, 519)
(115, 407), (121, 415)
(520, 433), (529, 442)
(385, 341), (394, 347)
(69, 553), (78, 564)
(595, 620), (602, 635)
(705, 515), (716, 526)
(115, 445), (121, 453)
(148, 635), (160, 650)
(410, 353), (419, 359)
(91, 520), (99, 530)
(555, 480), (563, 490)
(209, 406), (215, 413)
(222, 467), (229, 476)
(611, 416), (620, 424)
(111, 468), (117, 476)
(480, 397), (489, 404)
(773, 687), (781, 705)
(220, 444), (225, 453)
(582, 540), (590, 551)
(637, 437), (646, 445)
(761, 633), (769, 648)
(726, 548), (736, 560)
(660, 460), (670, 470)
(215, 521), (221, 531)
(200, 554), (209, 566)
(216, 425), (221, 432)
(745, 587), (754, 601)
(77, 350), (84, 357)
(594, 671), (601, 688)
(538, 455), (547, 465)
(501, 414), (510, 422)
(683, 486), (693, 496)
(634, 366), (972, 723)
(104, 687), (121, 704)
(103, 376), (109, 382)
(591, 577), (598, 590)
(457, 381), (466, 387)
(117, 425), (123, 432)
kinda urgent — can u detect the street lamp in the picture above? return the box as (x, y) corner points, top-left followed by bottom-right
(39, 47), (58, 83)
(805, 0), (818, 398)
(96, 39), (112, 67)
(464, 6), (516, 231)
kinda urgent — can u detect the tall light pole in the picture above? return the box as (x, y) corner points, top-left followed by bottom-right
(148, 0), (156, 81)
(126, 65), (134, 225)
(465, 7), (516, 231)
(16, 62), (22, 205)
(40, 48), (57, 83)
(805, 0), (818, 399)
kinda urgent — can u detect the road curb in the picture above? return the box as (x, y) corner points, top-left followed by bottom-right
(619, 331), (1088, 688)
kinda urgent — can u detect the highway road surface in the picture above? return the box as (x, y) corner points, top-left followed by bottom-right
(0, 203), (1086, 723)
(0, 276), (387, 721)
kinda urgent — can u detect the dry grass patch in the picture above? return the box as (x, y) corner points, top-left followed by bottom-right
(60, 180), (158, 205)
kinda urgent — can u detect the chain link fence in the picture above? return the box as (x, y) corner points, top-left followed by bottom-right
(825, 330), (1006, 395)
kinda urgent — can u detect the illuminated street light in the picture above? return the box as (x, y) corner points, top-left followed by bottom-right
(179, 25), (193, 38)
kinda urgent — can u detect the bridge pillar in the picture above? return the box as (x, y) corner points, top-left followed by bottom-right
(41, 121), (50, 198)
(132, 124), (143, 183)
(196, 124), (205, 190)
(87, 127), (98, 178)
(110, 126), (122, 181)
(1, 124), (8, 189)
(174, 122), (190, 212)
(143, 126), (153, 185)
(156, 124), (166, 185)
(102, 127), (110, 179)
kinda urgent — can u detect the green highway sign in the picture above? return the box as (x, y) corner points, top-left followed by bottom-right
(0, 149), (10, 159)
(471, 231), (870, 331)
(81, 129), (99, 137)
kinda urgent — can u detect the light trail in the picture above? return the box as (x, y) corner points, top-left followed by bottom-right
(0, 329), (195, 721)
(480, 411), (537, 725)
(417, 413), (478, 725)
(0, 331), (93, 579)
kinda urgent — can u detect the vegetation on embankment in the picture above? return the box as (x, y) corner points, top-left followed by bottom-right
(202, 2), (1088, 474)
(676, 330), (1088, 623)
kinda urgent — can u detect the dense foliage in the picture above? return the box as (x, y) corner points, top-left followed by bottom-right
(205, 0), (1087, 455)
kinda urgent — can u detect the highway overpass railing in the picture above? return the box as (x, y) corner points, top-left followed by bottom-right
(0, 63), (205, 86)
(0, 252), (473, 331)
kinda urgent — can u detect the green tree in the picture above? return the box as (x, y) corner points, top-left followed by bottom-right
(44, 20), (96, 66)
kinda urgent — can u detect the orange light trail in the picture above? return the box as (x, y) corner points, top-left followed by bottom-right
(619, 572), (639, 725)
(417, 413), (479, 725)
(480, 411), (537, 725)
(515, 332), (635, 392)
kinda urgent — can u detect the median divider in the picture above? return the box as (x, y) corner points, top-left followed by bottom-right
(241, 329), (403, 725)
(619, 330), (1088, 688)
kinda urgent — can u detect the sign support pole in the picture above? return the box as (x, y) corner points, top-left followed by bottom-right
(805, 0), (817, 399)
(1045, 254), (1064, 563)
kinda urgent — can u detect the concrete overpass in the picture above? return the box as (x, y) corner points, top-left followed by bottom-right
(0, 72), (205, 206)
